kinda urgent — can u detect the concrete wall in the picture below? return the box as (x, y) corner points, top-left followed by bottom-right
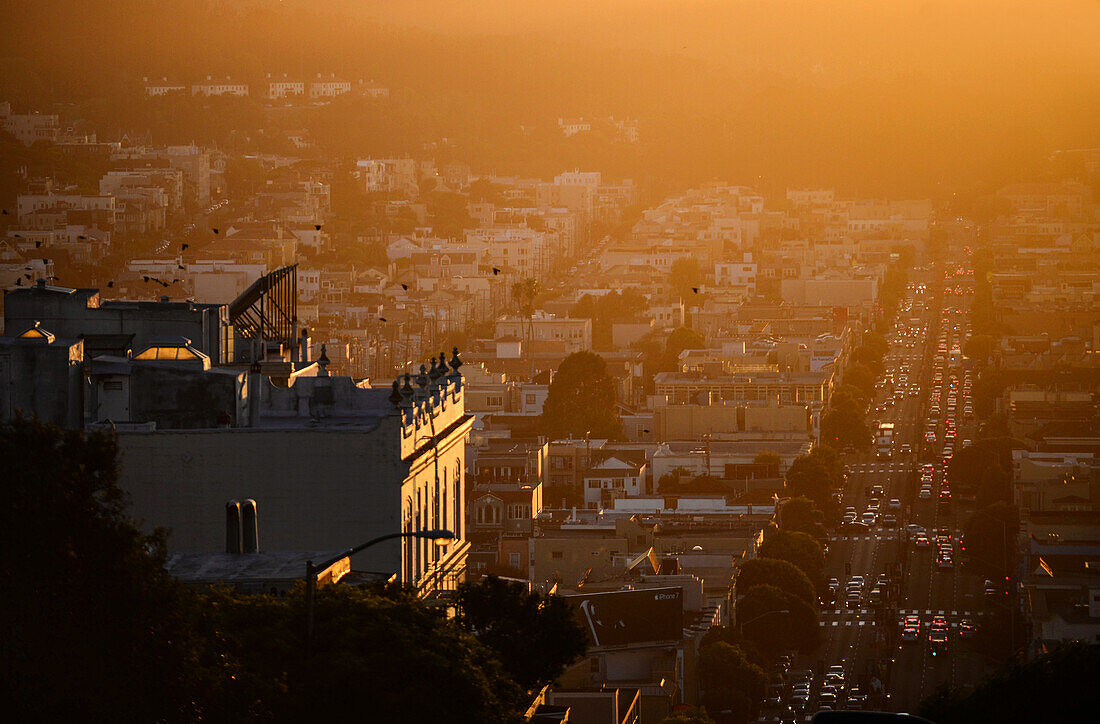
(0, 337), (84, 426)
(116, 413), (470, 587)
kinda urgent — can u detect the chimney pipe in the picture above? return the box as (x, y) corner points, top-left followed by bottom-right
(225, 500), (242, 554)
(241, 499), (259, 554)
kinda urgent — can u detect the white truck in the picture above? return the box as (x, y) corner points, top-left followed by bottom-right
(875, 422), (895, 458)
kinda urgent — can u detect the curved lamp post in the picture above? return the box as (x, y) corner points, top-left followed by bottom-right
(305, 528), (455, 655)
(739, 608), (790, 636)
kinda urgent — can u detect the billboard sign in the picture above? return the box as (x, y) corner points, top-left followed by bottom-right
(565, 587), (683, 648)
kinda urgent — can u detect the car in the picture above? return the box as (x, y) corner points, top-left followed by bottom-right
(827, 665), (845, 676)
(888, 498), (902, 510)
(827, 577), (839, 592)
(931, 614), (948, 628)
(883, 514), (897, 527)
(819, 692), (837, 706)
(846, 592), (862, 608)
(959, 619), (977, 638)
(919, 488), (933, 500)
(901, 626), (920, 642)
(937, 555), (953, 569)
(842, 520), (870, 532)
(907, 524), (927, 535)
(914, 534), (931, 547)
(899, 443), (912, 454)
(861, 513), (877, 526)
(929, 630), (949, 656)
(866, 500), (880, 511)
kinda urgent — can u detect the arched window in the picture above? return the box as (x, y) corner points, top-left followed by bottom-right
(404, 498), (414, 583)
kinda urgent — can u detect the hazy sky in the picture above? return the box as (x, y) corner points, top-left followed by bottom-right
(364, 0), (1100, 79)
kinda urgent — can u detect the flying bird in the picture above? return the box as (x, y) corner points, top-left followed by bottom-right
(77, 235), (87, 240)
(41, 258), (49, 264)
(692, 287), (699, 294)
(11, 233), (20, 238)
(178, 264), (185, 270)
(492, 267), (501, 275)
(181, 243), (189, 251)
(143, 276), (150, 283)
(379, 317), (387, 322)
(15, 278), (22, 286)
(107, 281), (114, 288)
(24, 274), (31, 280)
(1, 209), (7, 215)
(401, 283), (408, 291)
(212, 228), (219, 234)
(315, 224), (321, 231)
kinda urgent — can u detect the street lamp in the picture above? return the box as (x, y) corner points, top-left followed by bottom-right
(739, 608), (790, 636)
(305, 528), (456, 655)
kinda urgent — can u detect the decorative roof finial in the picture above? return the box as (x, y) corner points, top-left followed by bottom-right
(388, 379), (403, 406)
(416, 364), (429, 389)
(402, 372), (414, 397)
(317, 344), (330, 377)
(448, 346), (463, 375)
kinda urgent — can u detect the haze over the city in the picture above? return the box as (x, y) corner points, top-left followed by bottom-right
(1, 2), (1098, 723)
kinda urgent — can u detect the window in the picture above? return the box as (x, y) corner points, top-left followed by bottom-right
(551, 551), (563, 559)
(526, 393), (537, 405)
(509, 553), (521, 569)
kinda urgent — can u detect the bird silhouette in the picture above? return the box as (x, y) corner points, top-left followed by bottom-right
(212, 228), (219, 234)
(692, 287), (699, 293)
(77, 235), (87, 240)
(379, 317), (387, 322)
(107, 281), (114, 288)
(143, 276), (150, 283)
(15, 278), (22, 286)
(41, 258), (49, 264)
(178, 264), (185, 270)
(181, 243), (189, 251)
(314, 224), (321, 231)
(1, 209), (7, 215)
(401, 283), (408, 291)
(24, 274), (31, 280)
(492, 267), (501, 275)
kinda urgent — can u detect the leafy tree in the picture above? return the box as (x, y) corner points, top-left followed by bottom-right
(779, 496), (827, 540)
(697, 642), (768, 724)
(735, 557), (816, 604)
(830, 383), (869, 412)
(454, 575), (587, 693)
(734, 585), (821, 655)
(0, 418), (213, 722)
(918, 642), (1100, 724)
(657, 466), (694, 493)
(840, 363), (876, 402)
(428, 189), (476, 239)
(571, 289), (648, 350)
(669, 257), (704, 301)
(757, 530), (824, 584)
(784, 454), (840, 518)
(541, 351), (624, 440)
(753, 450), (781, 467)
(821, 405), (871, 451)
